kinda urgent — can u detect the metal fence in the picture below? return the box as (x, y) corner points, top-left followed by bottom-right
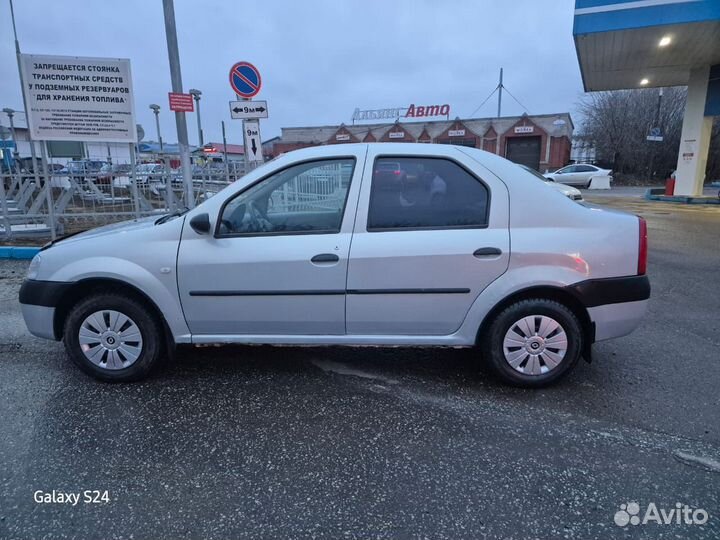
(0, 149), (247, 241)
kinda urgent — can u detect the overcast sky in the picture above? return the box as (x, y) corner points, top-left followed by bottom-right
(0, 0), (584, 146)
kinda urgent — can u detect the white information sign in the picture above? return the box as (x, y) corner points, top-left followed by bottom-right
(20, 54), (137, 143)
(243, 119), (263, 164)
(229, 100), (268, 119)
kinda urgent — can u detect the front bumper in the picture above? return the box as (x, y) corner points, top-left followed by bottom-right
(20, 303), (57, 340)
(19, 279), (74, 341)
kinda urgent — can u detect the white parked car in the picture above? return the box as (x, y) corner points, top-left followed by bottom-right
(544, 163), (612, 188)
(19, 144), (649, 387)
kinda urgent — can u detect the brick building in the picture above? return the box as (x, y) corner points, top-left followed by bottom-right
(268, 112), (573, 172)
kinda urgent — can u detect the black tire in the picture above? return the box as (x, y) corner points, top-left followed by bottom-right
(63, 292), (164, 382)
(480, 298), (583, 388)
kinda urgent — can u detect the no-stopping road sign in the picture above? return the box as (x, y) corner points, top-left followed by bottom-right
(229, 61), (262, 98)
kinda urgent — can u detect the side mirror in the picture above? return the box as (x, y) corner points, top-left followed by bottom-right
(189, 213), (211, 235)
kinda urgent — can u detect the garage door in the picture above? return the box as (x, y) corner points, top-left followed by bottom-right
(505, 136), (541, 170)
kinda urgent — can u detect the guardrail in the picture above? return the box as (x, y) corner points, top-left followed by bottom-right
(1, 158), (353, 240)
(0, 158), (245, 240)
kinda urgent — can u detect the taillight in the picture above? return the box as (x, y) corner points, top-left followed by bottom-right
(637, 217), (647, 275)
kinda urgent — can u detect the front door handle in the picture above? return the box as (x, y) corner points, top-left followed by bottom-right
(473, 247), (502, 258)
(311, 253), (339, 263)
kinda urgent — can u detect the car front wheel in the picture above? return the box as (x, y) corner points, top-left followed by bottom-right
(63, 293), (164, 382)
(481, 299), (583, 387)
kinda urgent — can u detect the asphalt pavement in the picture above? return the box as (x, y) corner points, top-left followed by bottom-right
(0, 192), (719, 539)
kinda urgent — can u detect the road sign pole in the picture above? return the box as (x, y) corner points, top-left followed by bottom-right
(221, 120), (229, 183)
(129, 143), (141, 219)
(162, 0), (194, 209)
(39, 141), (56, 240)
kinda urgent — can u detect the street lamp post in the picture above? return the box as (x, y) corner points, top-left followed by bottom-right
(2, 108), (19, 160)
(149, 104), (163, 152)
(2, 108), (21, 197)
(188, 89), (203, 147)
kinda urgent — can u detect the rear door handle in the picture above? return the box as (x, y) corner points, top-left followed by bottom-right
(311, 253), (339, 263)
(473, 247), (502, 258)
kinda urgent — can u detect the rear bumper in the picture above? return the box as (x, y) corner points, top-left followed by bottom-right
(566, 275), (650, 342)
(588, 299), (648, 341)
(566, 275), (650, 308)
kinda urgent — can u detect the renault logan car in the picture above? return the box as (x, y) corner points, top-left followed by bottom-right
(19, 143), (650, 387)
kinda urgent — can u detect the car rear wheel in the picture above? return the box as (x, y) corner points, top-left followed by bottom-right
(481, 299), (582, 387)
(63, 293), (163, 382)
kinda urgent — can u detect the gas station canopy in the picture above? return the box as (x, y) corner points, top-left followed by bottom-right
(573, 0), (720, 91)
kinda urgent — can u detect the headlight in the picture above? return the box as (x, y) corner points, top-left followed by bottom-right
(27, 254), (42, 280)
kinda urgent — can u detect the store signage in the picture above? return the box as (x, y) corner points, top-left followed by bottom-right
(352, 103), (451, 122)
(168, 92), (194, 112)
(336, 133), (351, 141)
(388, 131), (405, 139)
(19, 53), (136, 143)
(405, 104), (450, 118)
(448, 129), (465, 137)
(352, 107), (403, 122)
(514, 126), (534, 134)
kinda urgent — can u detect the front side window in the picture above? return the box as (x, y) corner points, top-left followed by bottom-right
(218, 158), (354, 236)
(367, 157), (489, 231)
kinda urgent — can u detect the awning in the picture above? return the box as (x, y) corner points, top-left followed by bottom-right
(573, 0), (720, 90)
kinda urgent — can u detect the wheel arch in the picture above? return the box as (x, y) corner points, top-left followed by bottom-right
(53, 278), (175, 354)
(475, 285), (594, 361)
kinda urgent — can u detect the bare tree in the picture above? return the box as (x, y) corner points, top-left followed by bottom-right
(577, 87), (719, 182)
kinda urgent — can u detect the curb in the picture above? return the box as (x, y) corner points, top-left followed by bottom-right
(0, 246), (41, 260)
(644, 188), (720, 205)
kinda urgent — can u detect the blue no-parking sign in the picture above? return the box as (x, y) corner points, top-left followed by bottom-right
(229, 61), (262, 98)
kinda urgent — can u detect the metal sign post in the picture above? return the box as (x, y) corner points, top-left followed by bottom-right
(221, 120), (230, 183)
(162, 0), (194, 209)
(39, 142), (56, 240)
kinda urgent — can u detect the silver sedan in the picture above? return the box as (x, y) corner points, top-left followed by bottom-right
(20, 143), (649, 387)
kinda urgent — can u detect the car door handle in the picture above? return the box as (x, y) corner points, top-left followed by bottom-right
(473, 247), (502, 258)
(311, 253), (339, 263)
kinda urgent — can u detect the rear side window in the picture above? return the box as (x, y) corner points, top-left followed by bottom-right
(367, 157), (489, 231)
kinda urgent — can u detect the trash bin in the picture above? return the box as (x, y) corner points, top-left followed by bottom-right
(665, 178), (675, 196)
